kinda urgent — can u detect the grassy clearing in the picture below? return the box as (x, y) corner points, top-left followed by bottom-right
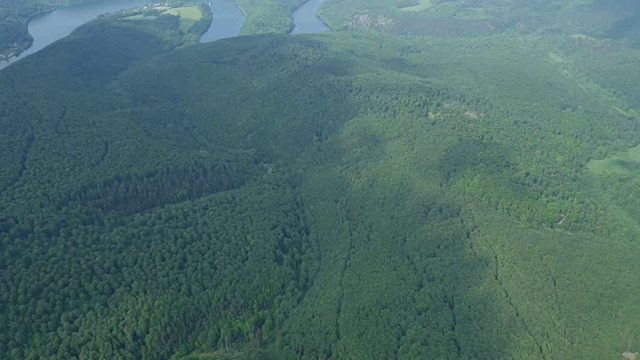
(398, 0), (432, 12)
(588, 144), (640, 174)
(570, 33), (597, 41)
(163, 6), (203, 32)
(120, 14), (156, 21)
(548, 51), (564, 64)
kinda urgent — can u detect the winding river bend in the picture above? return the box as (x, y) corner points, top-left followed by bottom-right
(292, 0), (328, 34)
(0, 0), (328, 70)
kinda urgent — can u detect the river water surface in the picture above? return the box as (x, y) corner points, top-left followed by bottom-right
(292, 0), (328, 34)
(0, 0), (327, 70)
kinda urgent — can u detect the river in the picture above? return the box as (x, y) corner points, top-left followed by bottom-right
(0, 0), (244, 70)
(199, 0), (244, 43)
(292, 0), (329, 34)
(0, 0), (328, 70)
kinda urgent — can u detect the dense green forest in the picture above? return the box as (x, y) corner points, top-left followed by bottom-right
(2, 0), (640, 359)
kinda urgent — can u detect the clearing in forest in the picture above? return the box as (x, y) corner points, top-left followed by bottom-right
(163, 6), (203, 32)
(587, 144), (640, 174)
(398, 0), (432, 12)
(120, 6), (203, 33)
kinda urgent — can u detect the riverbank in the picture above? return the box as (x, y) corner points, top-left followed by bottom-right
(0, 0), (228, 70)
(0, 8), (55, 61)
(1, 0), (329, 68)
(290, 0), (330, 34)
(235, 1), (247, 17)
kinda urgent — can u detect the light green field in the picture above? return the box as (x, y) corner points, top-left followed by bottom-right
(570, 33), (597, 41)
(399, 0), (432, 12)
(162, 6), (203, 32)
(120, 14), (155, 20)
(548, 51), (564, 64)
(588, 144), (640, 174)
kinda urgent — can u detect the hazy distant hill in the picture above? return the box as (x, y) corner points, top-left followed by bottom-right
(2, 1), (640, 359)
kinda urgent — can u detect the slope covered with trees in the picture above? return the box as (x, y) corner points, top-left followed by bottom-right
(2, 1), (640, 359)
(316, 0), (640, 41)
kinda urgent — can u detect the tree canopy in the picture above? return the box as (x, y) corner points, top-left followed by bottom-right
(2, 1), (640, 359)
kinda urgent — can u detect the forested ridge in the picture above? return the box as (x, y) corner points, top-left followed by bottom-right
(2, 0), (640, 359)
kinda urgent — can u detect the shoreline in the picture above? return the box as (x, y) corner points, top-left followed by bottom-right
(290, 0), (331, 34)
(235, 0), (246, 17)
(0, 7), (56, 62)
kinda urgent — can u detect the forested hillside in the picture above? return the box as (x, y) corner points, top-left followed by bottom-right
(317, 0), (640, 41)
(2, 0), (640, 359)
